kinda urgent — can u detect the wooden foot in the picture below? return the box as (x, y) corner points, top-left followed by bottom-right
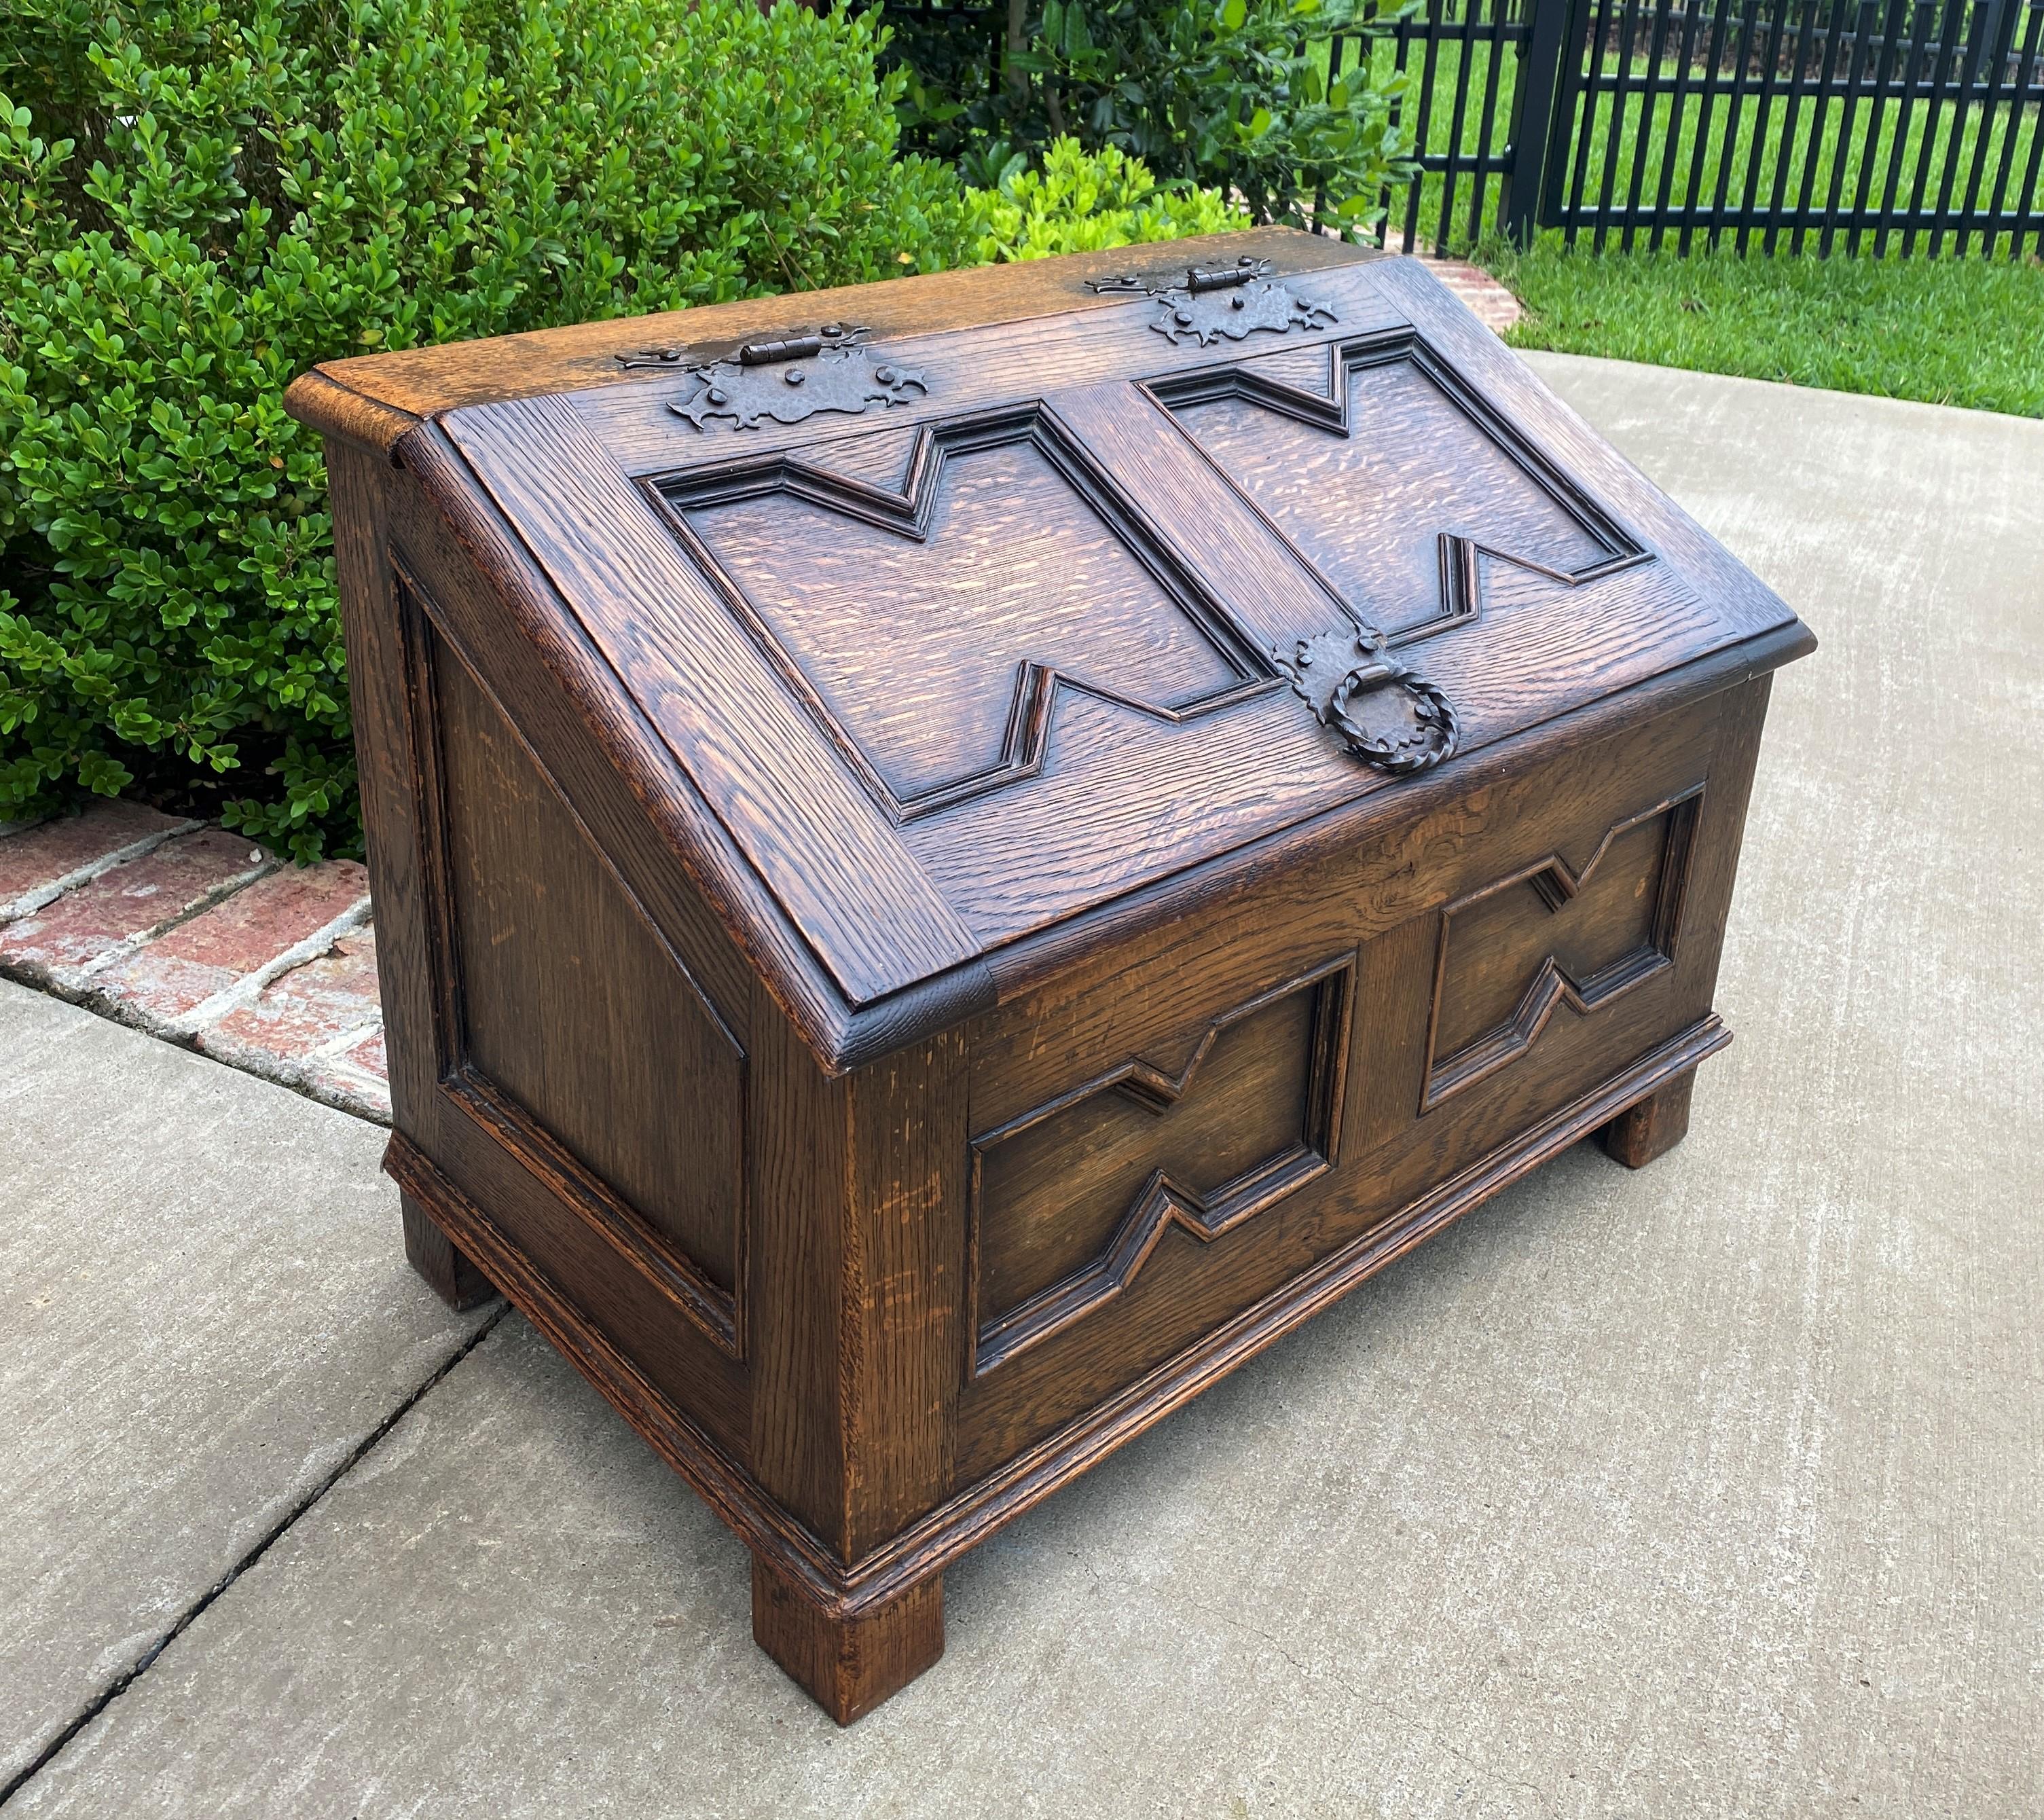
(751, 1561), (943, 1725)
(1601, 1070), (1696, 1169)
(401, 1190), (498, 1311)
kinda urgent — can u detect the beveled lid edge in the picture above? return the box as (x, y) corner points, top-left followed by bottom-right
(285, 228), (1377, 456)
(843, 615), (1815, 1066)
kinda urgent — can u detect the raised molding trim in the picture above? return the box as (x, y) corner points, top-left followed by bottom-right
(393, 564), (748, 1358)
(643, 402), (1275, 823)
(386, 1015), (1730, 1617)
(1150, 327), (1653, 647)
(443, 1068), (742, 1357)
(968, 954), (1354, 1377)
(1421, 784), (1704, 1112)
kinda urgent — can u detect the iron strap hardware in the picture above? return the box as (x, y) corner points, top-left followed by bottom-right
(1271, 625), (1459, 776)
(1085, 255), (1339, 347)
(614, 344), (691, 371)
(617, 323), (929, 431)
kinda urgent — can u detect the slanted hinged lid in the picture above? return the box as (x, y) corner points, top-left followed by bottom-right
(297, 230), (1810, 1066)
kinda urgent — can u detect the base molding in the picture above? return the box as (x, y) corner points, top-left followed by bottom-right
(387, 1013), (1728, 1617)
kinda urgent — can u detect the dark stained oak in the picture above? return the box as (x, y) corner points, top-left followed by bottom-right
(401, 1190), (497, 1312)
(430, 621), (748, 1332)
(295, 227), (1370, 443)
(437, 391), (981, 1005)
(288, 234), (1813, 1724)
(1601, 1070), (1697, 1167)
(751, 1561), (945, 1726)
(970, 956), (1351, 1377)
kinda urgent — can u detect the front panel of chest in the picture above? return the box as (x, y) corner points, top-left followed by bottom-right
(957, 682), (1768, 1480)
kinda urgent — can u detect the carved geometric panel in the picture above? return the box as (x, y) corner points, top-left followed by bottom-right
(1423, 787), (1703, 1112)
(1157, 330), (1648, 645)
(969, 956), (1352, 1377)
(653, 405), (1270, 821)
(420, 606), (747, 1353)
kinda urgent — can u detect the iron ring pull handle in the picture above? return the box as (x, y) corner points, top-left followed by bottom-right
(1271, 626), (1461, 776)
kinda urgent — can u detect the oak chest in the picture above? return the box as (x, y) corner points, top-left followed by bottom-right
(287, 229), (1814, 1723)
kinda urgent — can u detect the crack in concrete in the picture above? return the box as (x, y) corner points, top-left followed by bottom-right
(0, 1306), (507, 1810)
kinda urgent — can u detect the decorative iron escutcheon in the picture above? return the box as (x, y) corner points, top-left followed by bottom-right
(628, 323), (928, 431)
(1271, 626), (1459, 776)
(1087, 255), (1338, 346)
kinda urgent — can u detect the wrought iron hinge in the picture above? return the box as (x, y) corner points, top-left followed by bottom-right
(1271, 625), (1459, 776)
(617, 323), (928, 430)
(1086, 255), (1338, 347)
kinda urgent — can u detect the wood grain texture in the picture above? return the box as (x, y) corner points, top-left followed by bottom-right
(282, 369), (422, 461)
(400, 1190), (497, 1311)
(416, 619), (749, 1351)
(751, 1560), (943, 1726)
(748, 998), (967, 1564)
(381, 255), (1807, 1076)
(659, 403), (1266, 818)
(324, 441), (437, 1128)
(970, 956), (1351, 1376)
(1158, 329), (1647, 642)
(439, 393), (978, 1004)
(900, 553), (1721, 949)
(968, 686), (1728, 1131)
(1423, 786), (1702, 1110)
(462, 291), (1763, 985)
(287, 226), (1369, 445)
(299, 242), (1812, 1726)
(390, 428), (830, 1057)
(1601, 1070), (1696, 1166)
(968, 622), (1810, 1023)
(955, 691), (1745, 1472)
(571, 261), (1408, 477)
(1366, 258), (1800, 649)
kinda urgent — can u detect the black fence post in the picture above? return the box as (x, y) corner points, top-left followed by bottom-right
(1500, 0), (1575, 244)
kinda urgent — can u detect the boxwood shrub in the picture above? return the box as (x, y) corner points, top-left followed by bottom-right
(965, 137), (1248, 262)
(0, 0), (993, 858)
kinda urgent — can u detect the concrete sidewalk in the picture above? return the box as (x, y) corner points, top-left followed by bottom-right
(1, 359), (2039, 1818)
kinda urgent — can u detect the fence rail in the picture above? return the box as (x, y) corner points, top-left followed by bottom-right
(1533, 0), (2044, 253)
(883, 0), (2044, 255)
(1334, 0), (1535, 254)
(1363, 0), (2044, 251)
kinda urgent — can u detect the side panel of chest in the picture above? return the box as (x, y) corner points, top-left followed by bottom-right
(957, 678), (1770, 1481)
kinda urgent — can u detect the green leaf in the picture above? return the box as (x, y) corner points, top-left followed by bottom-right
(0, 0), (981, 860)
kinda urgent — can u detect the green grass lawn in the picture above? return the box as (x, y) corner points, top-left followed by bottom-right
(1314, 26), (2044, 415)
(1340, 29), (2042, 260)
(1480, 234), (2044, 416)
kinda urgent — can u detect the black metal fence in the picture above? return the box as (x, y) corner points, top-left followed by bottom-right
(1522, 0), (2044, 252)
(1332, 0), (1537, 254)
(884, 0), (2044, 254)
(1334, 0), (2044, 251)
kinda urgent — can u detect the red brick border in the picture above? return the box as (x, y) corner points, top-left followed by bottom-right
(0, 806), (387, 1123)
(0, 257), (1523, 1127)
(1417, 254), (1522, 335)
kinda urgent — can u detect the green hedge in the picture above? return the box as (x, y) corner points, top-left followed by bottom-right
(892, 0), (1416, 238)
(965, 138), (1248, 261)
(5, 1), (1226, 859)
